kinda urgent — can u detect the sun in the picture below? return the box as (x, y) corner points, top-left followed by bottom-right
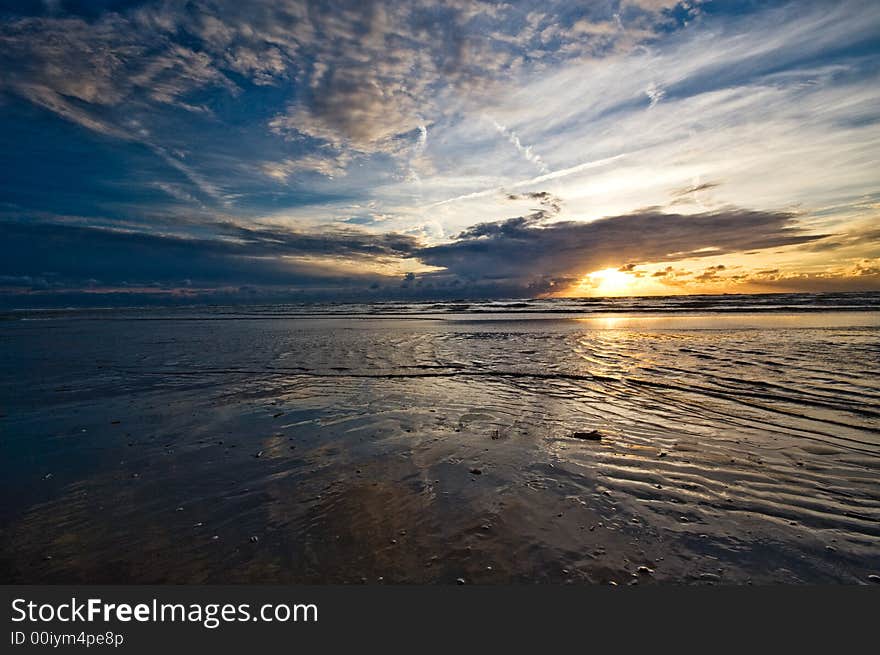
(584, 268), (633, 296)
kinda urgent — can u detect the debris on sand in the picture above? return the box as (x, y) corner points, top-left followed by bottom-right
(571, 430), (603, 441)
(254, 450), (264, 458)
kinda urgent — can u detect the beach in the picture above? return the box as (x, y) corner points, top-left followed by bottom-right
(1, 294), (879, 584)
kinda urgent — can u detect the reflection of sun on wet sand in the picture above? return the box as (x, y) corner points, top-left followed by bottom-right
(1, 302), (879, 584)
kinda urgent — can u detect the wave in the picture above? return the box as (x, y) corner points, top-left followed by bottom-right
(4, 291), (880, 322)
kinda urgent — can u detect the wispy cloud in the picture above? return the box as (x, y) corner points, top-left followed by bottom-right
(487, 116), (549, 174)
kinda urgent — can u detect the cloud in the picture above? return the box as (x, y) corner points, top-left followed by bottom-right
(0, 219), (419, 291)
(0, 1), (681, 139)
(679, 259), (880, 293)
(416, 207), (829, 285)
(418, 0), (880, 238)
(5, 208), (877, 303)
(672, 181), (720, 197)
(262, 152), (352, 181)
(425, 153), (626, 209)
(488, 116), (550, 173)
(1, 1), (879, 303)
(694, 264), (726, 281)
(0, 12), (233, 113)
(0, 1), (679, 207)
(645, 82), (665, 108)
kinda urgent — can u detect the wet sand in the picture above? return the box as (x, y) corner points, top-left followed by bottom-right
(1, 307), (879, 584)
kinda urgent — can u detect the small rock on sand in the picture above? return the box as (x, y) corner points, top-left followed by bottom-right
(470, 468), (482, 475)
(868, 574), (880, 584)
(456, 577), (466, 585)
(637, 566), (654, 576)
(571, 430), (603, 441)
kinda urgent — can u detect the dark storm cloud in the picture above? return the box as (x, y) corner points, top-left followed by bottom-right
(0, 207), (863, 303)
(209, 220), (418, 258)
(416, 208), (830, 283)
(0, 220), (418, 289)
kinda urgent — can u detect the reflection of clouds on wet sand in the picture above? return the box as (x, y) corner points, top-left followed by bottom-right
(1, 311), (879, 583)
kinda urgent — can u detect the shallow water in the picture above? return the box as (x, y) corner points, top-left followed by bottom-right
(1, 295), (879, 583)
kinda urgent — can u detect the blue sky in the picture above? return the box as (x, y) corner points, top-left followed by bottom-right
(1, 0), (878, 304)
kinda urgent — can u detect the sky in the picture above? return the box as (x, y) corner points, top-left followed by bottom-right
(1, 0), (878, 305)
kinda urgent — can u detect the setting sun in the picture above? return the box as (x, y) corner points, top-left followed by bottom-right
(584, 268), (634, 296)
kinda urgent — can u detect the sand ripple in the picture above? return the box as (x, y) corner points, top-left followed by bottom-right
(1, 312), (878, 583)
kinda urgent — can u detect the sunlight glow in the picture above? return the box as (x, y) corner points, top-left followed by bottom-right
(584, 268), (634, 296)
